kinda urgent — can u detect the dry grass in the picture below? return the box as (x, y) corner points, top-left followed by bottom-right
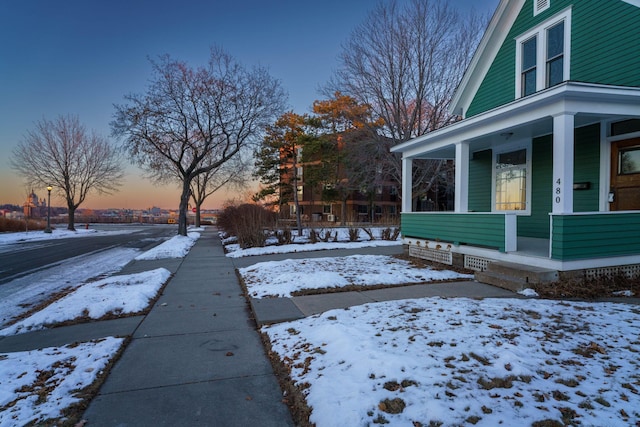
(0, 217), (47, 232)
(534, 274), (639, 299)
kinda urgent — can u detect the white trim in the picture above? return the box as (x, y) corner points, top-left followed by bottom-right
(392, 82), (640, 157)
(454, 142), (470, 212)
(515, 7), (572, 99)
(552, 113), (575, 214)
(599, 121), (610, 212)
(491, 140), (532, 215)
(401, 158), (412, 213)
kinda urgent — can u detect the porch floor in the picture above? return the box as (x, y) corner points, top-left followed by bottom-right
(515, 237), (549, 258)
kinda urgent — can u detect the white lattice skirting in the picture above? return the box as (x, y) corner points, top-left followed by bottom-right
(408, 245), (453, 265)
(584, 264), (640, 280)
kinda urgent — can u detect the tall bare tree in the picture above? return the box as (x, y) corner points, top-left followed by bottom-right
(190, 154), (250, 227)
(11, 115), (123, 231)
(327, 0), (485, 204)
(113, 46), (286, 235)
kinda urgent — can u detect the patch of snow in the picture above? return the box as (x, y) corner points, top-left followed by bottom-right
(518, 288), (539, 297)
(612, 290), (634, 297)
(265, 297), (640, 427)
(239, 254), (473, 298)
(1, 268), (171, 336)
(135, 232), (200, 260)
(0, 337), (124, 426)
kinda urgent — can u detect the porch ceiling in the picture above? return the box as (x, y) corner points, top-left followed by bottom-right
(394, 82), (640, 160)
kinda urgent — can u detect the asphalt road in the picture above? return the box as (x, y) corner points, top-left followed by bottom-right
(0, 224), (177, 285)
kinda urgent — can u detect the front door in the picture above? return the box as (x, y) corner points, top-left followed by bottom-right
(610, 138), (640, 211)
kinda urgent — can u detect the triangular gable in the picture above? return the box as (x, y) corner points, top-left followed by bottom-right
(450, 0), (525, 118)
(451, 0), (640, 118)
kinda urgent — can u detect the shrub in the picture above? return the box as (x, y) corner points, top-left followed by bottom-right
(276, 228), (293, 245)
(308, 229), (319, 244)
(362, 228), (375, 240)
(381, 227), (401, 241)
(348, 227), (360, 242)
(217, 203), (276, 249)
(320, 230), (334, 242)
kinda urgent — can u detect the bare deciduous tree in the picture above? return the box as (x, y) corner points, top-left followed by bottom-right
(190, 153), (250, 227)
(112, 46), (286, 235)
(327, 0), (485, 204)
(11, 115), (123, 231)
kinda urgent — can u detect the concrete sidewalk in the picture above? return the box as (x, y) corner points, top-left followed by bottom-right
(81, 230), (293, 426)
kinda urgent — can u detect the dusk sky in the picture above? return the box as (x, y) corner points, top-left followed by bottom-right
(0, 0), (499, 210)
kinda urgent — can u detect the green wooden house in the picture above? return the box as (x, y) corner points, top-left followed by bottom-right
(392, 0), (640, 285)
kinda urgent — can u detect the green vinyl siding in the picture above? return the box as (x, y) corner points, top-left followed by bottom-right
(402, 213), (506, 251)
(571, 2), (640, 87)
(573, 123), (600, 212)
(468, 149), (492, 212)
(467, 0), (640, 117)
(551, 212), (640, 260)
(518, 135), (552, 238)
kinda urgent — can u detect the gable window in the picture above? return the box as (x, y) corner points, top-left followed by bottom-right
(494, 146), (531, 212)
(515, 8), (571, 98)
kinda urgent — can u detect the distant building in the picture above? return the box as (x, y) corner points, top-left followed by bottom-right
(23, 190), (46, 218)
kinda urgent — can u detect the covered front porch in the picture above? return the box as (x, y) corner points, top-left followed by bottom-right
(393, 82), (640, 274)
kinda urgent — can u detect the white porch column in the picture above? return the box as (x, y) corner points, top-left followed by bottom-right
(401, 157), (413, 213)
(552, 113), (575, 214)
(454, 141), (469, 213)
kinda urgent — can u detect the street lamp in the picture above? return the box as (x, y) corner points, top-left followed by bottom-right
(44, 185), (52, 233)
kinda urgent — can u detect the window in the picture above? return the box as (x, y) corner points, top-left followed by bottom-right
(611, 119), (640, 136)
(546, 21), (564, 87)
(494, 148), (529, 211)
(619, 146), (640, 175)
(521, 37), (538, 96)
(516, 9), (571, 98)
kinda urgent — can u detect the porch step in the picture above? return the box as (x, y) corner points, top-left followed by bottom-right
(474, 261), (559, 292)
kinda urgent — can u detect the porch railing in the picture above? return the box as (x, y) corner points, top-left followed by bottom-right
(401, 212), (517, 252)
(550, 211), (640, 260)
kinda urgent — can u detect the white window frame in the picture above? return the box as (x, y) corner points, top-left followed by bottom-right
(515, 8), (572, 99)
(491, 140), (532, 215)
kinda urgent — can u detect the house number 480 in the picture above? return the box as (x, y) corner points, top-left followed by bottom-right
(555, 178), (561, 204)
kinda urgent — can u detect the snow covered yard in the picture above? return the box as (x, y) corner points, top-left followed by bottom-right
(264, 297), (640, 427)
(0, 229), (200, 426)
(240, 255), (473, 298)
(223, 226), (402, 258)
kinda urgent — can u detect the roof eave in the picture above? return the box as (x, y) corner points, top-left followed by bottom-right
(450, 0), (525, 117)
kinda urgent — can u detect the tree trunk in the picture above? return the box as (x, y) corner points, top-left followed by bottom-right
(341, 198), (348, 226)
(67, 205), (76, 231)
(195, 203), (201, 228)
(178, 179), (191, 236)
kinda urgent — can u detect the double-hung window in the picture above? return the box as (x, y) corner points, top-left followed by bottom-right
(546, 21), (565, 87)
(515, 8), (571, 98)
